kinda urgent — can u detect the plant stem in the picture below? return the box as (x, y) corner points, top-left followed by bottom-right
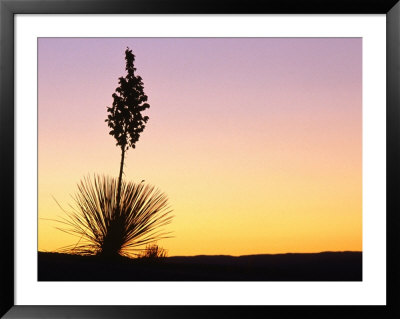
(116, 145), (125, 212)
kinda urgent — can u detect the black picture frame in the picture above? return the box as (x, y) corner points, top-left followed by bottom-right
(1, 0), (399, 318)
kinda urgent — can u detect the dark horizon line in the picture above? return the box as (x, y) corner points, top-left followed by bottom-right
(169, 250), (362, 258)
(38, 250), (362, 258)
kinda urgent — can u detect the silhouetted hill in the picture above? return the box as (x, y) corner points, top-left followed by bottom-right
(38, 251), (361, 281)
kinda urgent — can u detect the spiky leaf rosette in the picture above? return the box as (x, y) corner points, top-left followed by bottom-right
(56, 175), (173, 257)
(138, 244), (168, 259)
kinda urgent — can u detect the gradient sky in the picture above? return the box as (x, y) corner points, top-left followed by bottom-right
(38, 38), (362, 256)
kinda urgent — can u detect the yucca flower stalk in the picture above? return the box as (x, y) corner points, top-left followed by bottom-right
(55, 174), (173, 258)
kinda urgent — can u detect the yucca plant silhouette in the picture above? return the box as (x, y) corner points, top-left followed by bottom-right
(56, 174), (173, 258)
(138, 244), (168, 259)
(51, 48), (170, 258)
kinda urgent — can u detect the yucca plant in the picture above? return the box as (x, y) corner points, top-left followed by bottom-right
(138, 244), (168, 259)
(55, 174), (173, 258)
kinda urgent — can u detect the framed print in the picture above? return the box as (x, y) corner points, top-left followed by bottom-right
(1, 0), (399, 318)
(36, 36), (365, 283)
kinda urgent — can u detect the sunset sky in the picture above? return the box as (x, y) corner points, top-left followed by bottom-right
(38, 38), (362, 256)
